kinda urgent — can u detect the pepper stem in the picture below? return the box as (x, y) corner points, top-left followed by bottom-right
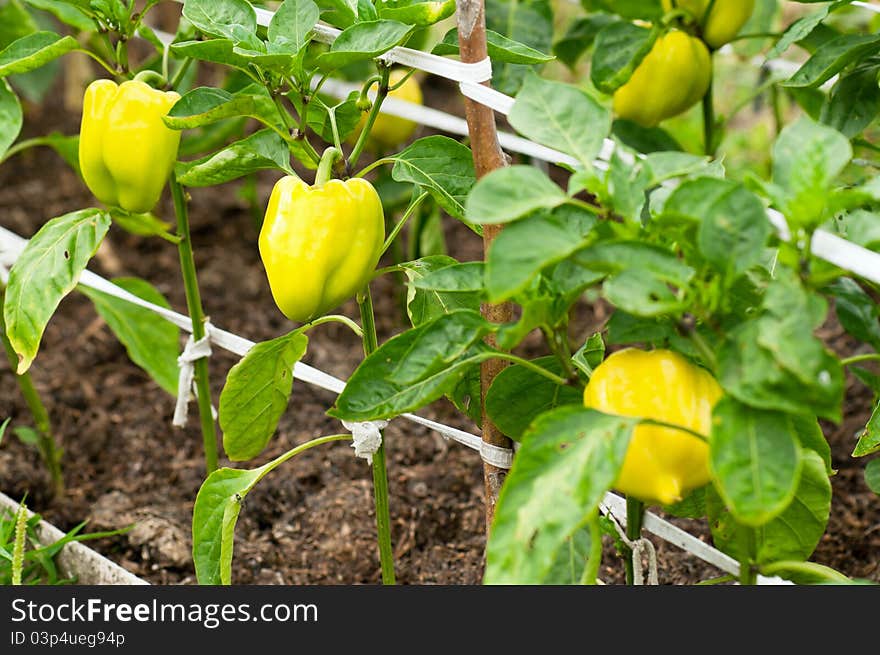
(624, 496), (645, 585)
(357, 287), (396, 585)
(169, 172), (219, 475)
(315, 147), (342, 187)
(133, 69), (167, 89)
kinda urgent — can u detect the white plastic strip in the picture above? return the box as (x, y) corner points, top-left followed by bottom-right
(600, 493), (792, 585)
(169, 1), (491, 85)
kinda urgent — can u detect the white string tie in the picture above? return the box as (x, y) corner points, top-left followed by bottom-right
(172, 323), (217, 428)
(606, 511), (659, 586)
(342, 419), (388, 463)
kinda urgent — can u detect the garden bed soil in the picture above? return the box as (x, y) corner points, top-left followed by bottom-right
(1, 83), (879, 585)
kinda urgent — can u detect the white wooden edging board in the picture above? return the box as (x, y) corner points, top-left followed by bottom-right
(0, 491), (149, 585)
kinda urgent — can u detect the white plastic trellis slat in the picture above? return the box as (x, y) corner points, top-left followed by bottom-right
(0, 225), (782, 583)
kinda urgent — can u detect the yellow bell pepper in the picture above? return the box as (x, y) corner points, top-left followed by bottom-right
(259, 175), (385, 323)
(352, 69), (423, 149)
(78, 79), (181, 214)
(662, 0), (756, 48)
(583, 348), (723, 505)
(613, 30), (712, 128)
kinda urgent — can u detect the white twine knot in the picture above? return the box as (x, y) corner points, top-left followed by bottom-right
(607, 511), (659, 586)
(342, 419), (388, 463)
(172, 323), (217, 428)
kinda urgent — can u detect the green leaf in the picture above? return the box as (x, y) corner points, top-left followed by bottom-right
(21, 0), (95, 32)
(769, 117), (852, 229)
(0, 418), (9, 446)
(0, 31), (76, 78)
(378, 0), (455, 26)
(709, 398), (803, 526)
(4, 209), (111, 374)
(590, 21), (656, 94)
(192, 466), (264, 585)
(401, 256), (482, 326)
(391, 136), (476, 221)
(765, 3), (836, 60)
(465, 166), (566, 225)
(865, 459), (880, 495)
(329, 312), (493, 422)
(175, 129), (294, 187)
(718, 274), (844, 423)
(508, 71), (611, 168)
(485, 406), (635, 584)
(486, 205), (595, 301)
(783, 33), (880, 89)
(110, 210), (176, 240)
(170, 39), (254, 70)
(390, 310), (490, 386)
(572, 333), (605, 378)
(664, 178), (770, 279)
(553, 14), (615, 69)
(268, 0), (320, 54)
(220, 332), (309, 461)
(708, 451), (831, 564)
(791, 413), (833, 477)
(317, 20), (412, 69)
(164, 86), (280, 131)
(434, 28), (554, 64)
(0, 79), (22, 157)
(821, 68), (880, 139)
(485, 0), (553, 95)
(827, 278), (880, 351)
(182, 0), (258, 45)
(78, 278), (180, 396)
(853, 399), (880, 457)
(485, 357), (582, 440)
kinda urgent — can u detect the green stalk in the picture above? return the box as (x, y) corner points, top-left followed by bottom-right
(624, 497), (644, 585)
(348, 67), (391, 172)
(738, 525), (757, 585)
(169, 173), (218, 475)
(315, 147), (342, 187)
(703, 72), (716, 157)
(357, 287), (396, 585)
(581, 515), (602, 585)
(0, 289), (63, 496)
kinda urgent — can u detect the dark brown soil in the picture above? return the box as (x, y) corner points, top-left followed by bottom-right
(1, 81), (878, 586)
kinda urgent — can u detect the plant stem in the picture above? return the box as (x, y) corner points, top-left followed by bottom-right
(0, 289), (63, 496)
(354, 157), (396, 179)
(491, 353), (570, 386)
(170, 173), (218, 475)
(303, 314), (363, 338)
(624, 497), (644, 585)
(357, 288), (396, 585)
(382, 192), (429, 255)
(840, 353), (880, 367)
(703, 71), (716, 157)
(315, 147), (341, 186)
(348, 66), (391, 173)
(167, 56), (192, 91)
(737, 525), (757, 585)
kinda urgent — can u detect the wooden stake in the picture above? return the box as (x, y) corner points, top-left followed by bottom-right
(455, 0), (514, 534)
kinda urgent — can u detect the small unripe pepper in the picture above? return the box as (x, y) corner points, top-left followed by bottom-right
(613, 30), (711, 128)
(78, 79), (181, 213)
(352, 69), (423, 149)
(662, 0), (756, 49)
(583, 348), (723, 505)
(259, 172), (385, 323)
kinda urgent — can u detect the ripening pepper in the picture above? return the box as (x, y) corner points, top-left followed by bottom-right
(352, 69), (423, 149)
(259, 175), (385, 323)
(78, 79), (181, 214)
(662, 0), (756, 49)
(583, 348), (723, 505)
(613, 30), (711, 128)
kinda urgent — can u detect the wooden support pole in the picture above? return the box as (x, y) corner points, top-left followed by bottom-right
(455, 0), (514, 534)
